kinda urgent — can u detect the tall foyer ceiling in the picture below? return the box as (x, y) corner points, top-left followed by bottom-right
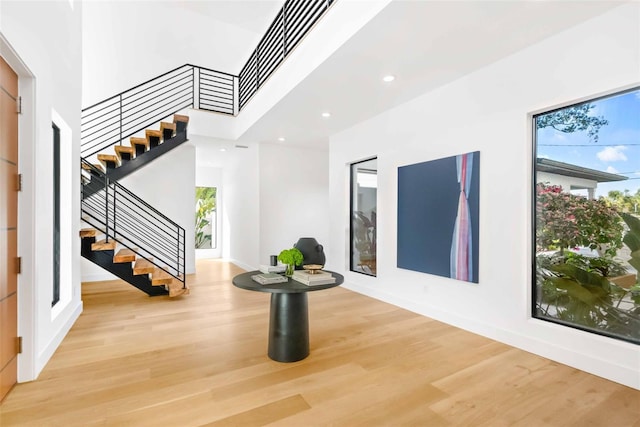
(235, 0), (629, 148)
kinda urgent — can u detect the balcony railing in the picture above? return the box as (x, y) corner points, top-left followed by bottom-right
(81, 0), (335, 157)
(239, 0), (335, 110)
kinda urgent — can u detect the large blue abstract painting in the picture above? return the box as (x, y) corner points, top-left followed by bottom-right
(397, 151), (480, 283)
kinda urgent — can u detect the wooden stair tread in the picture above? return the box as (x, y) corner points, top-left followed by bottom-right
(145, 129), (161, 138)
(91, 239), (116, 251)
(160, 122), (176, 130)
(168, 280), (189, 297)
(113, 248), (136, 263)
(114, 145), (134, 159)
(79, 228), (98, 238)
(97, 153), (121, 168)
(82, 163), (104, 173)
(173, 114), (189, 123)
(133, 258), (154, 275)
(151, 268), (173, 286)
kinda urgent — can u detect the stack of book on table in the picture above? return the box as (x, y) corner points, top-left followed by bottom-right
(259, 264), (286, 274)
(251, 273), (287, 285)
(292, 270), (336, 286)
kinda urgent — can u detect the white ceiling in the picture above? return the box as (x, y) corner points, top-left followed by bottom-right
(235, 0), (628, 149)
(171, 0), (285, 33)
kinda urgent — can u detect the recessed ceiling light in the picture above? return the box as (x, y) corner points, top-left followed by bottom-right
(219, 148), (226, 152)
(321, 112), (331, 118)
(382, 75), (395, 82)
(278, 137), (286, 142)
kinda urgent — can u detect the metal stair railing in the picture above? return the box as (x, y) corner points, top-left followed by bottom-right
(238, 0), (335, 110)
(81, 64), (236, 159)
(81, 0), (337, 159)
(81, 159), (186, 288)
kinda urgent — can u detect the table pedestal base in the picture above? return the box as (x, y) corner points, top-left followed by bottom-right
(268, 292), (309, 362)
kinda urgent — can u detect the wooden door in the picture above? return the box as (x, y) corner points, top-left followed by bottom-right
(0, 55), (19, 403)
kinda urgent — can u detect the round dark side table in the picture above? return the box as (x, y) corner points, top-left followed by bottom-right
(232, 271), (344, 362)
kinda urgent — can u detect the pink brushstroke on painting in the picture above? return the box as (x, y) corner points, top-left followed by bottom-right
(450, 153), (474, 281)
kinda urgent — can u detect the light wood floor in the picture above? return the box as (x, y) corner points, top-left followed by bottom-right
(1, 259), (638, 426)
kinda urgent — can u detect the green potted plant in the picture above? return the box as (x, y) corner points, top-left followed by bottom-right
(278, 247), (303, 277)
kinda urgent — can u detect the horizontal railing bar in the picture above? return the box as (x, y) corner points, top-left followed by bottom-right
(81, 99), (120, 125)
(259, 51), (284, 78)
(90, 215), (180, 264)
(287, 12), (322, 47)
(199, 82), (234, 94)
(199, 98), (234, 108)
(111, 193), (180, 232)
(82, 97), (120, 120)
(112, 207), (177, 249)
(82, 217), (181, 279)
(113, 181), (185, 230)
(239, 51), (257, 78)
(200, 86), (233, 100)
(121, 90), (191, 127)
(111, 197), (179, 234)
(120, 101), (191, 138)
(81, 114), (119, 139)
(200, 104), (234, 113)
(259, 40), (284, 64)
(200, 100), (234, 109)
(199, 91), (234, 102)
(121, 73), (192, 110)
(106, 219), (178, 259)
(198, 107), (234, 115)
(121, 68), (193, 103)
(82, 108), (119, 132)
(189, 63), (235, 79)
(199, 74), (234, 84)
(122, 77), (192, 115)
(82, 129), (119, 148)
(82, 64), (192, 112)
(199, 72), (234, 83)
(120, 98), (192, 137)
(121, 85), (191, 120)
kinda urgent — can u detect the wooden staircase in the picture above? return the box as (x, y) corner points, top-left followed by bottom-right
(79, 228), (188, 297)
(82, 114), (190, 198)
(80, 113), (190, 298)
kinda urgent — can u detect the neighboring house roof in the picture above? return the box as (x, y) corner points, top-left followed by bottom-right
(536, 158), (628, 183)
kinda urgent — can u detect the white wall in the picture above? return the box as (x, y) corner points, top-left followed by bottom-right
(82, 1), (263, 107)
(329, 3), (640, 389)
(537, 171), (596, 193)
(221, 143), (260, 270)
(259, 143), (329, 266)
(0, 0), (83, 381)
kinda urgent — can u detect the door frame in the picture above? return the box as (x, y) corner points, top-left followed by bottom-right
(1, 33), (37, 382)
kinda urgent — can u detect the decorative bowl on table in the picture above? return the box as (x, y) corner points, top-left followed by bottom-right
(302, 264), (324, 274)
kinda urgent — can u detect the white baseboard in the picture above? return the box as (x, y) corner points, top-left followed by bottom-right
(35, 299), (83, 379)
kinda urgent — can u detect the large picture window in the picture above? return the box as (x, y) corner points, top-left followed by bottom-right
(350, 158), (377, 276)
(533, 87), (640, 344)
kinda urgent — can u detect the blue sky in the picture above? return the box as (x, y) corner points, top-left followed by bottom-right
(537, 88), (640, 197)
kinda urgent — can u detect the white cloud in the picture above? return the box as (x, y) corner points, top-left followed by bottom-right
(552, 132), (567, 141)
(597, 145), (628, 162)
(606, 166), (619, 174)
